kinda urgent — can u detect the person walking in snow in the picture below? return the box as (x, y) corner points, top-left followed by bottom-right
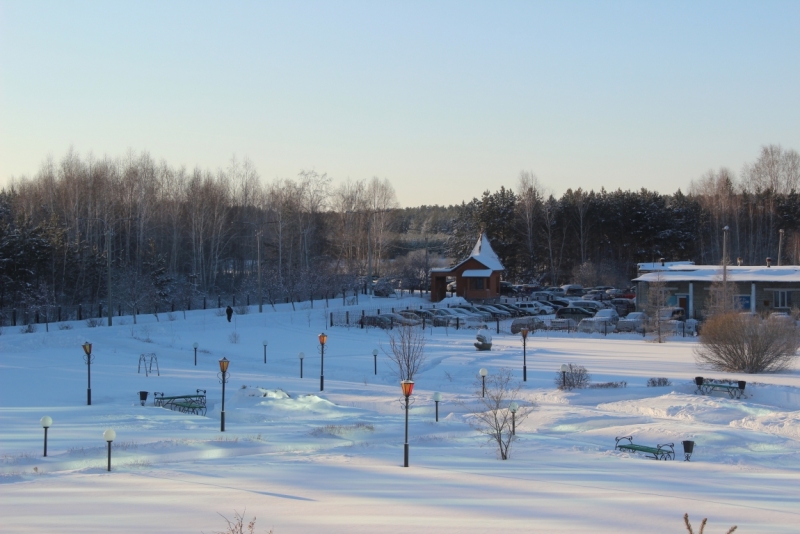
(226, 305), (233, 322)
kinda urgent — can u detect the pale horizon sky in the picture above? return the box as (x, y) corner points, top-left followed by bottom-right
(2, 1), (799, 207)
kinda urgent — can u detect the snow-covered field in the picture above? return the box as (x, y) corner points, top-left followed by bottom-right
(2, 297), (799, 533)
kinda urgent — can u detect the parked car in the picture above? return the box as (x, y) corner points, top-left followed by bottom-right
(491, 303), (525, 317)
(657, 307), (686, 321)
(568, 300), (607, 313)
(517, 301), (555, 315)
(474, 304), (511, 318)
(616, 311), (645, 332)
(610, 298), (636, 316)
(380, 313), (420, 326)
(451, 305), (492, 320)
(555, 307), (595, 321)
(548, 298), (571, 310)
(510, 316), (545, 334)
(360, 315), (392, 329)
(561, 284), (585, 297)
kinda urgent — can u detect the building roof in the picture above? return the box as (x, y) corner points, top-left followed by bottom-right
(461, 269), (494, 278)
(637, 261), (695, 272)
(634, 265), (800, 283)
(430, 233), (505, 274)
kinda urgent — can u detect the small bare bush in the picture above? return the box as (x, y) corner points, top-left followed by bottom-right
(58, 323), (73, 330)
(647, 377), (672, 387)
(229, 332), (240, 344)
(167, 312), (177, 321)
(683, 512), (737, 534)
(214, 308), (226, 317)
(20, 324), (37, 334)
(554, 363), (591, 390)
(212, 510), (272, 534)
(695, 312), (800, 373)
(85, 318), (103, 328)
(466, 368), (532, 460)
(589, 381), (626, 389)
(234, 305), (250, 315)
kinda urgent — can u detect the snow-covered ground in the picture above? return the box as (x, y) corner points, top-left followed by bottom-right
(2, 297), (799, 533)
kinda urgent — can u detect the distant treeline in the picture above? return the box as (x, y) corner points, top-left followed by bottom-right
(1, 145), (798, 309)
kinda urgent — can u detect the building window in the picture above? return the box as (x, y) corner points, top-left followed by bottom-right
(773, 291), (793, 308)
(473, 278), (484, 290)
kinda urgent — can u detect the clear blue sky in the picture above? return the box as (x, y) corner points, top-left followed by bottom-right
(1, 0), (799, 206)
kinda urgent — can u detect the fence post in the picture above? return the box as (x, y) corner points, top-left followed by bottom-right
(98, 304), (102, 319)
(496, 317), (500, 334)
(203, 297), (207, 310)
(187, 299), (191, 311)
(58, 306), (61, 322)
(456, 317), (460, 330)
(78, 304), (82, 321)
(361, 309), (365, 329)
(247, 294), (250, 306)
(171, 301), (175, 312)
(218, 296), (221, 308)
(118, 305), (122, 316)
(12, 309), (17, 326)
(423, 317), (426, 330)
(36, 311), (40, 324)
(330, 312), (333, 327)
(346, 311), (349, 325)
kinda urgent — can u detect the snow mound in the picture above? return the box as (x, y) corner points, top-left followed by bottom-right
(598, 392), (777, 425)
(730, 411), (800, 440)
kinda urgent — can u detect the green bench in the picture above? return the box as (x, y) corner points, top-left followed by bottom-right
(615, 436), (674, 460)
(694, 377), (746, 399)
(153, 390), (207, 416)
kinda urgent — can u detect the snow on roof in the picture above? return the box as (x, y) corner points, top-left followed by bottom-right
(469, 233), (504, 271)
(634, 265), (800, 283)
(637, 261), (695, 272)
(461, 269), (493, 278)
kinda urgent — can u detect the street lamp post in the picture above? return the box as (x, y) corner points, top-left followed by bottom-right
(262, 340), (268, 364)
(298, 352), (305, 378)
(41, 416), (52, 457)
(778, 229), (785, 266)
(373, 348), (378, 375)
(193, 342), (198, 366)
(82, 342), (94, 405)
(219, 357), (230, 432)
(103, 428), (116, 471)
(509, 402), (519, 435)
(560, 364), (569, 390)
(479, 368), (488, 397)
(401, 380), (414, 467)
(319, 333), (327, 391)
(520, 328), (529, 382)
(433, 392), (441, 422)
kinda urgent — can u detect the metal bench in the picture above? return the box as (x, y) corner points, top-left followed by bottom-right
(694, 377), (746, 399)
(153, 389), (207, 416)
(615, 436), (674, 460)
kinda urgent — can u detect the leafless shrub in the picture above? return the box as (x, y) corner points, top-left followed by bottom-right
(20, 324), (37, 334)
(309, 423), (375, 437)
(383, 325), (426, 381)
(85, 318), (103, 328)
(695, 312), (800, 373)
(683, 512), (737, 534)
(466, 368), (531, 460)
(211, 510), (272, 534)
(58, 323), (73, 330)
(647, 377), (672, 387)
(554, 363), (591, 390)
(229, 332), (240, 344)
(167, 312), (177, 321)
(589, 381), (626, 389)
(234, 305), (250, 315)
(214, 308), (226, 317)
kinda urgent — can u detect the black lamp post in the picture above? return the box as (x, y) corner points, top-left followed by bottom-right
(41, 416), (52, 457)
(479, 368), (488, 398)
(401, 380), (414, 467)
(193, 342), (198, 366)
(373, 348), (378, 375)
(509, 402), (519, 435)
(299, 352), (305, 378)
(433, 392), (441, 422)
(219, 357), (230, 432)
(262, 340), (268, 364)
(520, 328), (528, 382)
(103, 428), (116, 471)
(82, 341), (94, 405)
(319, 333), (327, 392)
